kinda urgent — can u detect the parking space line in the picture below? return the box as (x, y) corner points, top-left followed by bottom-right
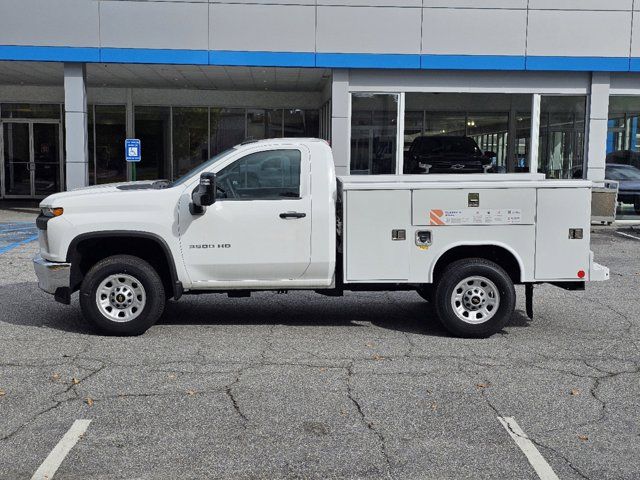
(31, 419), (92, 480)
(497, 417), (560, 480)
(616, 231), (640, 242)
(0, 234), (39, 255)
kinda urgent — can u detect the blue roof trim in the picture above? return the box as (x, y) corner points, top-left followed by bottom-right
(0, 45), (100, 62)
(210, 50), (315, 67)
(316, 53), (421, 69)
(527, 56), (630, 72)
(421, 55), (526, 71)
(100, 48), (208, 65)
(0, 45), (639, 73)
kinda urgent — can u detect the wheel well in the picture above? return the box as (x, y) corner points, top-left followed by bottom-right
(432, 245), (522, 284)
(68, 234), (178, 298)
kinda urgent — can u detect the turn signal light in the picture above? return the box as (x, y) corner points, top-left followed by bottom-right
(577, 270), (586, 279)
(42, 207), (64, 217)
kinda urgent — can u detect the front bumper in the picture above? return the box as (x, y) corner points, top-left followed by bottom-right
(33, 254), (71, 295)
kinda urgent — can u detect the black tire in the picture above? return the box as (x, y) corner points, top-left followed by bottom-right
(634, 198), (640, 215)
(79, 255), (165, 335)
(434, 258), (515, 338)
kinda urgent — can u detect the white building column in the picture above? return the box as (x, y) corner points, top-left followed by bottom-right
(63, 63), (89, 190)
(330, 70), (350, 176)
(586, 72), (611, 184)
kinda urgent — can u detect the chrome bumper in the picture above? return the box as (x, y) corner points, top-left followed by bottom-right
(33, 254), (71, 294)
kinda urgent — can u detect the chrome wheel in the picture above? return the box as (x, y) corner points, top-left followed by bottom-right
(95, 274), (146, 323)
(450, 276), (500, 324)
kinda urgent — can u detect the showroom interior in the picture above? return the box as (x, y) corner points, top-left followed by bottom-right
(1, 62), (640, 219)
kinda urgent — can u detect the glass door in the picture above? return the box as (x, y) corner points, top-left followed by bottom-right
(3, 122), (31, 196)
(33, 123), (61, 196)
(2, 121), (61, 197)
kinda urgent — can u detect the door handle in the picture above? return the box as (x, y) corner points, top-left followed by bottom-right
(279, 211), (306, 219)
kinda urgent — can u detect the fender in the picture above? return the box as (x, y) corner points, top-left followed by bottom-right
(428, 241), (526, 283)
(66, 230), (183, 300)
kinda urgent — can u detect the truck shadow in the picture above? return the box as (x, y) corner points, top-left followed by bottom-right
(1, 284), (532, 337)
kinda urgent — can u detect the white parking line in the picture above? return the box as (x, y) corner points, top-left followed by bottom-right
(31, 419), (92, 480)
(498, 416), (560, 480)
(616, 231), (640, 242)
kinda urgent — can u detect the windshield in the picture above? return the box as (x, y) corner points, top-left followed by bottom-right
(606, 164), (640, 181)
(412, 137), (481, 156)
(171, 148), (236, 187)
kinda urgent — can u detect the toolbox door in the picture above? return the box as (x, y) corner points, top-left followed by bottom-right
(345, 189), (411, 282)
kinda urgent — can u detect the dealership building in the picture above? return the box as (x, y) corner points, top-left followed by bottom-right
(1, 0), (640, 217)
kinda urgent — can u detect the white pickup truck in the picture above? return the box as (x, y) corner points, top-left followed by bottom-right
(33, 138), (609, 337)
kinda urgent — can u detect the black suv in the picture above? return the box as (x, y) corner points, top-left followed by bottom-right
(404, 136), (494, 174)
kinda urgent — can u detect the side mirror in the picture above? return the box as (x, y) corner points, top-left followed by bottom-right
(190, 172), (216, 215)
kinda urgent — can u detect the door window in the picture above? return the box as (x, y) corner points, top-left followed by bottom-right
(216, 149), (301, 200)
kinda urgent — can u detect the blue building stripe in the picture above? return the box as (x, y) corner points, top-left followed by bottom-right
(527, 56), (630, 72)
(1, 45), (640, 73)
(316, 53), (421, 69)
(210, 50), (315, 68)
(101, 48), (208, 65)
(0, 45), (100, 62)
(421, 55), (526, 71)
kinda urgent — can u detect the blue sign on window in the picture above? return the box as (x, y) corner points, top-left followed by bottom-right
(125, 138), (141, 162)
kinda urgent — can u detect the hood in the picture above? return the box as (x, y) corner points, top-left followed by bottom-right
(617, 180), (640, 191)
(39, 181), (159, 207)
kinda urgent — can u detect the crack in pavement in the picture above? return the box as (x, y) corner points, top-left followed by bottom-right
(345, 361), (393, 478)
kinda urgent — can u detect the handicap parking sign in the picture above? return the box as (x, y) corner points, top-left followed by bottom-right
(125, 138), (141, 162)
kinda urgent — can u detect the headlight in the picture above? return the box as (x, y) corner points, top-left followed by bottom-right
(41, 206), (64, 217)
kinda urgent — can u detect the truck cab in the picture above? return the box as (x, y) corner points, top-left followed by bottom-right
(33, 138), (609, 338)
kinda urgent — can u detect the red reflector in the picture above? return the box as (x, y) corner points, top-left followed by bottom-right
(577, 270), (586, 279)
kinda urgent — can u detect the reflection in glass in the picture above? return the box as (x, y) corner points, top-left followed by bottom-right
(284, 109), (319, 138)
(538, 96), (587, 179)
(3, 123), (30, 196)
(135, 106), (171, 181)
(350, 93), (398, 175)
(173, 107), (209, 178)
(606, 96), (640, 219)
(33, 123), (61, 195)
(403, 93), (530, 174)
(1, 103), (61, 119)
(247, 109), (267, 140)
(90, 105), (127, 185)
(210, 108), (246, 156)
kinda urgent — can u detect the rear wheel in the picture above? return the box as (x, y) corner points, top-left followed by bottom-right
(634, 198), (640, 214)
(434, 258), (515, 338)
(80, 255), (165, 335)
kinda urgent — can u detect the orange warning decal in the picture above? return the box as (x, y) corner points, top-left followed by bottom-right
(430, 209), (445, 225)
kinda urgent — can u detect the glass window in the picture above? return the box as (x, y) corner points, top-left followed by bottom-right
(89, 105), (127, 185)
(266, 109), (283, 138)
(606, 96), (640, 218)
(1, 103), (61, 119)
(538, 96), (587, 179)
(350, 93), (398, 175)
(216, 149), (301, 200)
(210, 108), (246, 156)
(247, 109), (267, 140)
(172, 107), (209, 179)
(284, 109), (319, 137)
(134, 106), (171, 181)
(403, 93), (530, 174)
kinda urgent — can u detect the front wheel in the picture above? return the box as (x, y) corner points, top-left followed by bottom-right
(434, 258), (515, 338)
(80, 255), (165, 335)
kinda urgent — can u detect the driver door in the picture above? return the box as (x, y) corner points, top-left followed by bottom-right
(179, 146), (312, 285)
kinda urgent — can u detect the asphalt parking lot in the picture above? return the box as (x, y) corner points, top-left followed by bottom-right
(0, 211), (639, 479)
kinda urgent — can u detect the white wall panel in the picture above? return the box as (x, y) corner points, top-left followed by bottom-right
(317, 0), (421, 6)
(422, 9), (527, 56)
(530, 0), (632, 10)
(423, 0), (527, 8)
(210, 4), (316, 52)
(527, 10), (632, 57)
(317, 6), (422, 54)
(0, 0), (99, 47)
(100, 1), (209, 50)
